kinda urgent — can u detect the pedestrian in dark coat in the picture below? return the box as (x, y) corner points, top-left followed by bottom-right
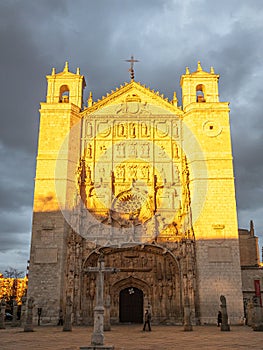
(143, 309), (151, 331)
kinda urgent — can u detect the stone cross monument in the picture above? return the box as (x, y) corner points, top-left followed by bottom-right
(80, 254), (116, 350)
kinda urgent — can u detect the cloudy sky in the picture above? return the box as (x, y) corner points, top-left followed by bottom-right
(1, 0), (263, 273)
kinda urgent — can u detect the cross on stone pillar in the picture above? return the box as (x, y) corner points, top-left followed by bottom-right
(80, 254), (117, 350)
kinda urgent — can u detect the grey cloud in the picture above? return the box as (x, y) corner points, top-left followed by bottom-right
(0, 0), (263, 271)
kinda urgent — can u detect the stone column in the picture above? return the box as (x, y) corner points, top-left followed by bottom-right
(63, 296), (72, 332)
(80, 255), (115, 350)
(0, 299), (6, 329)
(24, 297), (34, 332)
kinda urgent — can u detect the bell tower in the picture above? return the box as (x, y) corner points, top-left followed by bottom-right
(181, 62), (243, 324)
(27, 62), (86, 323)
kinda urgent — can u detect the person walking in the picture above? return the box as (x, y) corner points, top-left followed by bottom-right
(143, 308), (151, 331)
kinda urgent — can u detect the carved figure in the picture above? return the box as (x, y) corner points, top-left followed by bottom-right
(173, 143), (179, 158)
(220, 295), (230, 331)
(116, 143), (125, 157)
(141, 122), (148, 136)
(130, 123), (136, 138)
(119, 123), (125, 136)
(129, 143), (137, 157)
(141, 142), (150, 157)
(86, 143), (92, 158)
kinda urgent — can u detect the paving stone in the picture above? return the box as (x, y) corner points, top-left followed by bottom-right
(1, 325), (263, 350)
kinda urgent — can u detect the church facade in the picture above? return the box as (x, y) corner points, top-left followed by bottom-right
(27, 61), (244, 325)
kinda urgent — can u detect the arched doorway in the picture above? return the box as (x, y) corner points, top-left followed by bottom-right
(119, 287), (143, 323)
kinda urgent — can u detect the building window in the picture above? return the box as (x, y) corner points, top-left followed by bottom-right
(196, 84), (206, 102)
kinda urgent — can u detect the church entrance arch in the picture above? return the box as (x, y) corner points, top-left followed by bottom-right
(119, 287), (143, 323)
(82, 243), (186, 325)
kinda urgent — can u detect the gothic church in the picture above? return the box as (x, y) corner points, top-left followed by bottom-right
(27, 61), (244, 325)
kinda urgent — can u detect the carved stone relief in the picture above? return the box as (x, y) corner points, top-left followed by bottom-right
(97, 121), (111, 137)
(80, 244), (191, 325)
(156, 121), (169, 138)
(85, 121), (93, 137)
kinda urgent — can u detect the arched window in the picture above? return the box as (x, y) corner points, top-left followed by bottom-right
(59, 85), (70, 103)
(196, 84), (206, 102)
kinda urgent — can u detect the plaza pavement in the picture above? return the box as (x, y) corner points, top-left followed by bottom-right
(1, 324), (263, 350)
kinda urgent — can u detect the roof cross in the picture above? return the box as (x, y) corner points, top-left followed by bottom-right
(125, 55), (139, 80)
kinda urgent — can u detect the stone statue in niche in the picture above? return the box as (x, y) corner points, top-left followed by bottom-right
(141, 122), (149, 137)
(86, 143), (92, 158)
(173, 123), (179, 137)
(141, 165), (149, 180)
(130, 123), (136, 138)
(128, 143), (137, 157)
(220, 295), (230, 331)
(98, 166), (105, 179)
(141, 142), (150, 157)
(173, 143), (179, 158)
(116, 142), (125, 157)
(118, 123), (126, 137)
(116, 164), (125, 179)
(86, 121), (92, 137)
(128, 165), (137, 179)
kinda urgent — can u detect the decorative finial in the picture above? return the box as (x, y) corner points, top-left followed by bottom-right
(76, 67), (80, 75)
(197, 61), (203, 72)
(64, 61), (69, 72)
(88, 91), (93, 107)
(185, 67), (190, 74)
(51, 67), (56, 75)
(172, 92), (178, 106)
(210, 66), (215, 74)
(125, 55), (139, 81)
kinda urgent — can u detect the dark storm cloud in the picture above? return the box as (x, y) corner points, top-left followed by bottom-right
(1, 0), (263, 271)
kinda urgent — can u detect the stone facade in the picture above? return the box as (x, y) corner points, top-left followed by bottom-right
(27, 61), (244, 325)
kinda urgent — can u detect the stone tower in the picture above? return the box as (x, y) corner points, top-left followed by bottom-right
(27, 63), (86, 320)
(181, 62), (243, 323)
(27, 61), (244, 325)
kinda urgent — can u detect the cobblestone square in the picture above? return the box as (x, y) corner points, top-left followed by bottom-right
(1, 325), (263, 350)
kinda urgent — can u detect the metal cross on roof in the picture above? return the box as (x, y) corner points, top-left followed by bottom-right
(125, 55), (139, 80)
